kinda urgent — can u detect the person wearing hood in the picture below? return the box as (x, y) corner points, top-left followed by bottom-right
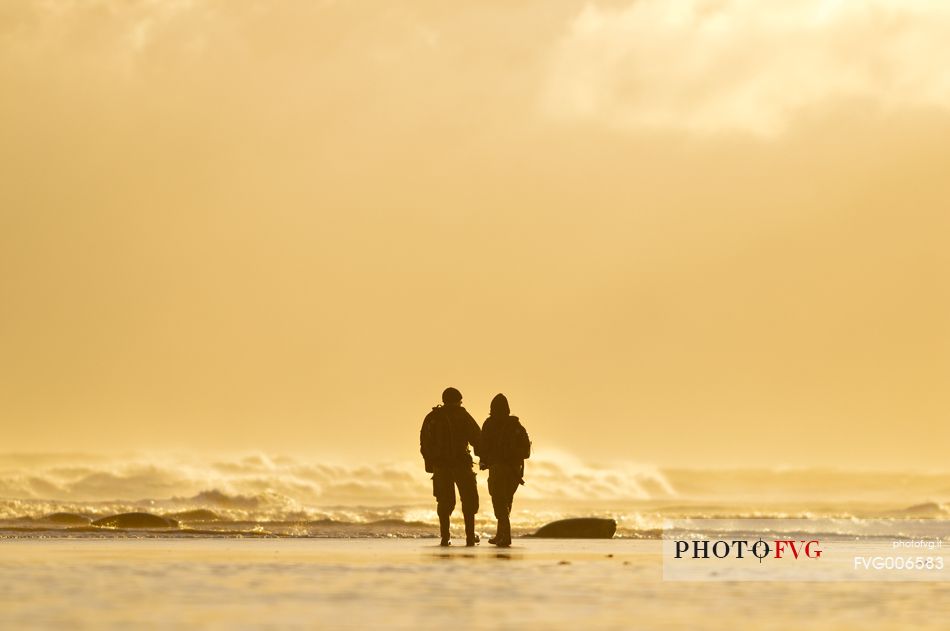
(477, 393), (531, 547)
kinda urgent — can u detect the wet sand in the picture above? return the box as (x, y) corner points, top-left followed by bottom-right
(0, 539), (946, 630)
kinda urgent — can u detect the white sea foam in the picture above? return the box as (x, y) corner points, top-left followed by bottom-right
(0, 453), (946, 538)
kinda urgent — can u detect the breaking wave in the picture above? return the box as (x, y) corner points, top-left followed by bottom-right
(0, 453), (946, 539)
(0, 451), (676, 507)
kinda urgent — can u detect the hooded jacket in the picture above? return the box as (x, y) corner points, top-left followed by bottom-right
(477, 414), (530, 468)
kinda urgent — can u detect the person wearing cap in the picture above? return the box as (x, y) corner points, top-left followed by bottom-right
(477, 393), (531, 547)
(419, 387), (482, 546)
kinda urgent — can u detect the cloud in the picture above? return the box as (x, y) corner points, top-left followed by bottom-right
(543, 0), (950, 136)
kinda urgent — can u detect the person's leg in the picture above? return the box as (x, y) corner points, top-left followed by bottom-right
(488, 465), (515, 545)
(432, 469), (456, 546)
(492, 493), (511, 546)
(438, 512), (452, 546)
(463, 512), (476, 546)
(456, 467), (479, 546)
(487, 470), (499, 544)
(501, 480), (518, 545)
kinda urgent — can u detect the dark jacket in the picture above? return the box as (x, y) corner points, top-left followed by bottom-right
(420, 405), (481, 472)
(477, 415), (530, 469)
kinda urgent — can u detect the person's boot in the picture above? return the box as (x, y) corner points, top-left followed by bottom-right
(497, 515), (512, 547)
(439, 513), (451, 547)
(464, 513), (477, 547)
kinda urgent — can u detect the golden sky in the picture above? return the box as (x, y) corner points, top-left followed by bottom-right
(1, 1), (948, 468)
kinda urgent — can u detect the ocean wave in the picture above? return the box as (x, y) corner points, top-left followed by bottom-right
(0, 510), (441, 539)
(890, 501), (950, 518)
(1, 504), (947, 541)
(3, 453), (947, 506)
(0, 452), (678, 506)
(0, 453), (947, 540)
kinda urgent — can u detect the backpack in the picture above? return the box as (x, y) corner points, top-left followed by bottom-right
(420, 406), (449, 472)
(514, 422), (531, 460)
(498, 419), (531, 463)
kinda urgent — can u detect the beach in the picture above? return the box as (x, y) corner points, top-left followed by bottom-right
(1, 454), (948, 628)
(1, 538), (946, 630)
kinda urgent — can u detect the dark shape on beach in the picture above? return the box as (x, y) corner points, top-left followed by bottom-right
(91, 512), (180, 529)
(478, 393), (531, 548)
(420, 387), (482, 547)
(529, 518), (617, 539)
(43, 513), (91, 525)
(167, 509), (223, 522)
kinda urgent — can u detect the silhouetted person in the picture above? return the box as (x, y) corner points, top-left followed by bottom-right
(477, 393), (531, 547)
(420, 387), (481, 546)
